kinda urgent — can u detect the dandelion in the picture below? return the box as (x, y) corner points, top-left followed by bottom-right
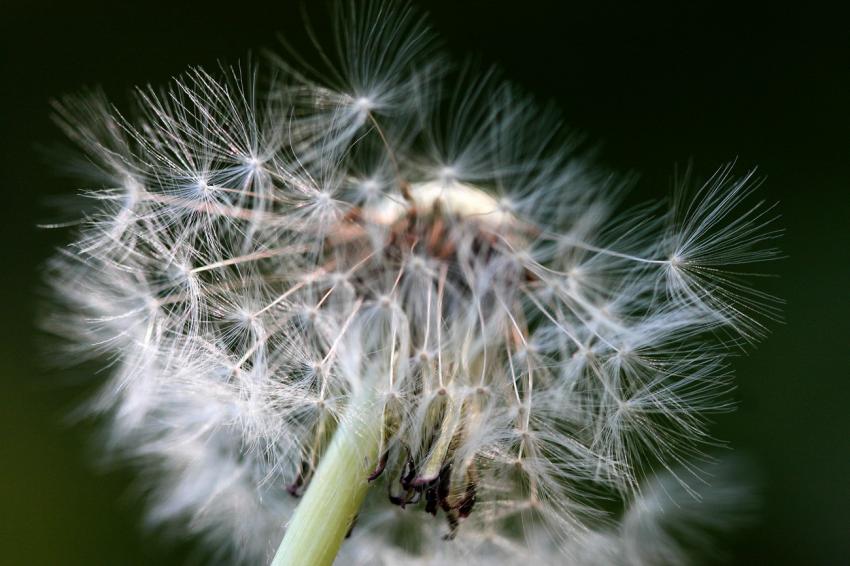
(46, 1), (780, 564)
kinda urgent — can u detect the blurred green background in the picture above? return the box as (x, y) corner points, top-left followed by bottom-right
(1, 1), (847, 564)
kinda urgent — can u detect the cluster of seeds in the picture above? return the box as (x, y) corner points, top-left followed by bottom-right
(47, 2), (779, 563)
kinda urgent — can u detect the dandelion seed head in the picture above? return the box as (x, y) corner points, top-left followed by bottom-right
(46, 1), (779, 563)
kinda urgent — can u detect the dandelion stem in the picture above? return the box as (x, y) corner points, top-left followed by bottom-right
(271, 389), (382, 566)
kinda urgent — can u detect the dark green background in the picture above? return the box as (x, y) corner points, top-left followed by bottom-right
(2, 1), (847, 564)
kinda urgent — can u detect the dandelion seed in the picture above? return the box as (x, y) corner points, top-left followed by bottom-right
(46, 1), (779, 565)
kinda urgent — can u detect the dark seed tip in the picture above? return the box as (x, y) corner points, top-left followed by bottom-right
(409, 475), (438, 488)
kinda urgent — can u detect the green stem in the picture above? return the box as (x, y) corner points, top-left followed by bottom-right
(271, 391), (382, 566)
